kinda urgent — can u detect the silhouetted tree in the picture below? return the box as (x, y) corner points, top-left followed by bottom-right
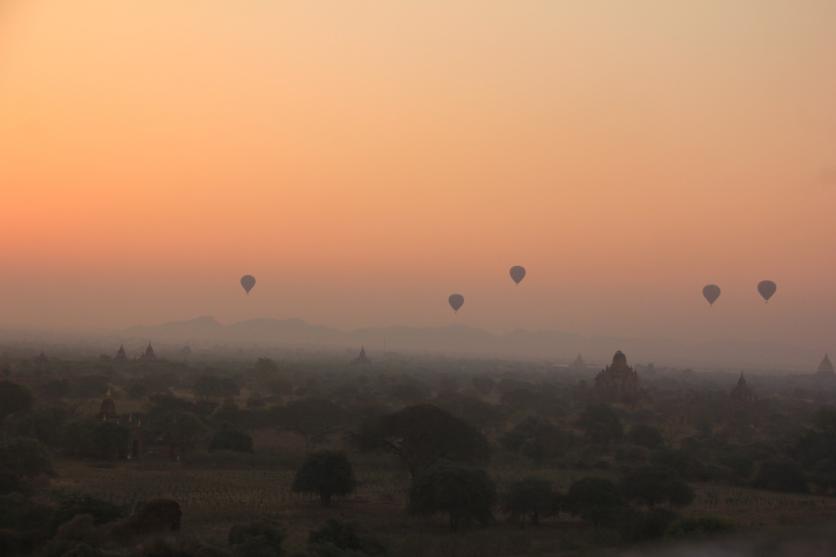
(209, 430), (253, 453)
(578, 405), (623, 444)
(409, 461), (496, 530)
(502, 477), (554, 526)
(753, 457), (808, 493)
(293, 451), (355, 506)
(620, 466), (695, 508)
(358, 404), (490, 477)
(563, 477), (624, 527)
(629, 424), (665, 450)
(0, 381), (33, 422)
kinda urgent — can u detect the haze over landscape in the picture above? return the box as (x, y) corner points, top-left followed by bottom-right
(2, 1), (836, 369)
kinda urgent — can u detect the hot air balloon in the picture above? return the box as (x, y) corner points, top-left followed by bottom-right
(448, 293), (464, 312)
(509, 265), (526, 285)
(757, 280), (777, 302)
(702, 284), (721, 306)
(240, 275), (256, 295)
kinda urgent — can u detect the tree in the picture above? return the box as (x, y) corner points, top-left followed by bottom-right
(0, 381), (33, 422)
(563, 477), (624, 527)
(308, 519), (386, 556)
(358, 404), (490, 477)
(629, 424), (665, 450)
(578, 405), (623, 444)
(409, 461), (496, 530)
(61, 419), (131, 460)
(273, 399), (350, 447)
(620, 467), (695, 508)
(501, 417), (574, 461)
(502, 477), (554, 526)
(293, 451), (355, 506)
(229, 521), (283, 557)
(193, 374), (240, 400)
(753, 457), (808, 493)
(0, 435), (54, 479)
(209, 430), (253, 453)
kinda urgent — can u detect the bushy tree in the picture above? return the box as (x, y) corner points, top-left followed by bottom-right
(409, 461), (496, 530)
(273, 399), (350, 447)
(229, 521), (283, 557)
(0, 381), (33, 422)
(578, 405), (623, 444)
(502, 477), (554, 526)
(620, 467), (695, 508)
(293, 451), (355, 506)
(209, 430), (253, 453)
(194, 375), (240, 400)
(359, 404), (490, 477)
(753, 457), (808, 493)
(0, 435), (54, 479)
(501, 417), (574, 461)
(629, 424), (665, 450)
(563, 477), (624, 527)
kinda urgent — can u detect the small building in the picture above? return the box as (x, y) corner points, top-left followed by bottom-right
(572, 354), (586, 371)
(115, 345), (127, 361)
(97, 389), (144, 459)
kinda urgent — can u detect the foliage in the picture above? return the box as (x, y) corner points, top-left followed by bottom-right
(620, 466), (695, 508)
(563, 478), (624, 527)
(501, 417), (574, 461)
(667, 515), (735, 538)
(0, 435), (54, 478)
(501, 477), (554, 526)
(209, 430), (253, 453)
(229, 521), (283, 557)
(409, 461), (496, 530)
(359, 404), (491, 477)
(753, 457), (808, 493)
(293, 451), (355, 506)
(628, 424), (665, 450)
(0, 381), (34, 422)
(61, 419), (131, 460)
(308, 519), (386, 556)
(577, 405), (623, 444)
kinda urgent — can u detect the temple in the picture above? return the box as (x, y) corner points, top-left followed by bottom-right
(572, 354), (586, 371)
(141, 343), (157, 361)
(594, 351), (640, 402)
(352, 346), (371, 365)
(730, 373), (755, 403)
(817, 354), (834, 377)
(115, 345), (127, 361)
(97, 389), (144, 459)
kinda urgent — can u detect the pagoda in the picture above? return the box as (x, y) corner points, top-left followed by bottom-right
(141, 343), (157, 361)
(115, 345), (127, 361)
(572, 354), (587, 371)
(730, 373), (755, 403)
(817, 354), (834, 377)
(352, 346), (371, 365)
(594, 351), (640, 402)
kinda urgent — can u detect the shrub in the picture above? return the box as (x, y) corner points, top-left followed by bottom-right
(563, 478), (624, 527)
(668, 515), (735, 538)
(308, 519), (386, 556)
(229, 521), (283, 557)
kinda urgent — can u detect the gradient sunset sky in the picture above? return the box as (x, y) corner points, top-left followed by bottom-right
(1, 1), (835, 349)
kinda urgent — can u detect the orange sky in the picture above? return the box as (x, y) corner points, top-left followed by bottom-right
(1, 1), (836, 348)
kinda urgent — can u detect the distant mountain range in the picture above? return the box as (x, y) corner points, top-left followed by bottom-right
(121, 316), (824, 371)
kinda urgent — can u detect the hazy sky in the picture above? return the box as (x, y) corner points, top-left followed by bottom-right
(1, 1), (836, 349)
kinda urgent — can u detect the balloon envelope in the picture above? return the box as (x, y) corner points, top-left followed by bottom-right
(757, 280), (777, 302)
(509, 265), (526, 284)
(448, 293), (464, 312)
(240, 275), (256, 294)
(702, 284), (721, 305)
